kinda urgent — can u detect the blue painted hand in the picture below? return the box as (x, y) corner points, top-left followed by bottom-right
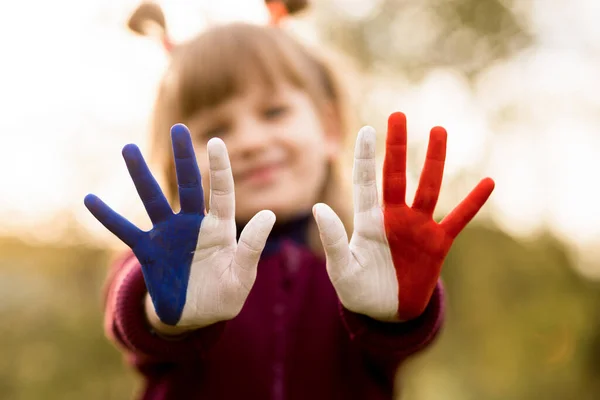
(85, 124), (276, 328)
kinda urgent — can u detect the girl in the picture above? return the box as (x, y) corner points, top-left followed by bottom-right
(84, 1), (495, 399)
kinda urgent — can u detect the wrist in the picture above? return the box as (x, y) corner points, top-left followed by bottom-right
(144, 294), (202, 337)
(356, 309), (406, 324)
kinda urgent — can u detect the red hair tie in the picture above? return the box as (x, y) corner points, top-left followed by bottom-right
(266, 0), (288, 26)
(162, 35), (174, 53)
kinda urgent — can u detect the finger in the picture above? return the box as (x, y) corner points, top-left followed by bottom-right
(206, 138), (235, 220)
(171, 124), (205, 214)
(440, 177), (495, 238)
(353, 126), (379, 214)
(122, 144), (173, 225)
(312, 203), (351, 283)
(84, 194), (144, 248)
(382, 112), (408, 206)
(412, 126), (447, 215)
(234, 210), (276, 286)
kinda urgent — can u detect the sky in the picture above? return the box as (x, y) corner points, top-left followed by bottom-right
(0, 0), (598, 273)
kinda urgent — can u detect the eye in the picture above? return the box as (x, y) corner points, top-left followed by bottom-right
(263, 105), (289, 120)
(203, 124), (229, 139)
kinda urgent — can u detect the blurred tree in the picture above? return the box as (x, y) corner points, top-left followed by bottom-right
(313, 0), (533, 80)
(0, 236), (137, 400)
(308, 0), (535, 204)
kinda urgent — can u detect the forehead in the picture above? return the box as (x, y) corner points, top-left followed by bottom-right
(168, 24), (321, 120)
(187, 82), (303, 122)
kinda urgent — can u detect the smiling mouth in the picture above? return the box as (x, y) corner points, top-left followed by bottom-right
(237, 163), (284, 184)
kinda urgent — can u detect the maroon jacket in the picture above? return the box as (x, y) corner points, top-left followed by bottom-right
(104, 218), (445, 400)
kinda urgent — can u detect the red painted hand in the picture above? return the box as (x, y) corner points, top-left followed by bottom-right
(313, 112), (495, 321)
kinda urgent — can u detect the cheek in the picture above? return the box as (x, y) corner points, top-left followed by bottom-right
(325, 135), (343, 161)
(292, 146), (329, 187)
(281, 127), (330, 184)
(193, 148), (209, 177)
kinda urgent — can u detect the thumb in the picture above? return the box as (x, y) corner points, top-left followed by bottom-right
(233, 210), (276, 287)
(312, 203), (351, 284)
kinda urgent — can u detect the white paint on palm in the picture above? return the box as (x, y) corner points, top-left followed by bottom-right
(170, 138), (275, 328)
(314, 126), (399, 322)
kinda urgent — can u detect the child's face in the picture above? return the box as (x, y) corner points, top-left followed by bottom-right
(187, 83), (341, 223)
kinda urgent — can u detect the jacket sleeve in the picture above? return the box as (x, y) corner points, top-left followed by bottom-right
(338, 280), (445, 377)
(103, 251), (226, 370)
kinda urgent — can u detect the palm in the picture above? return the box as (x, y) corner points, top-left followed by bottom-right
(384, 207), (452, 261)
(355, 206), (450, 259)
(132, 214), (205, 320)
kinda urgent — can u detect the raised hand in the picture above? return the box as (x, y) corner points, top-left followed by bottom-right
(84, 124), (275, 328)
(313, 112), (495, 322)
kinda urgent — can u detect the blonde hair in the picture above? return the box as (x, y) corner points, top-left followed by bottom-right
(129, 2), (354, 254)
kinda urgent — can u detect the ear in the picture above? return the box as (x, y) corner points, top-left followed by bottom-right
(321, 102), (343, 159)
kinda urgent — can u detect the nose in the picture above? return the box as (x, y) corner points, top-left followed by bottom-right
(230, 115), (272, 158)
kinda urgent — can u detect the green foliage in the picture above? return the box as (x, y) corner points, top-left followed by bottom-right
(0, 237), (137, 400)
(315, 0), (533, 79)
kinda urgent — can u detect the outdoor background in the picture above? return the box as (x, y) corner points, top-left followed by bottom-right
(0, 0), (599, 399)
